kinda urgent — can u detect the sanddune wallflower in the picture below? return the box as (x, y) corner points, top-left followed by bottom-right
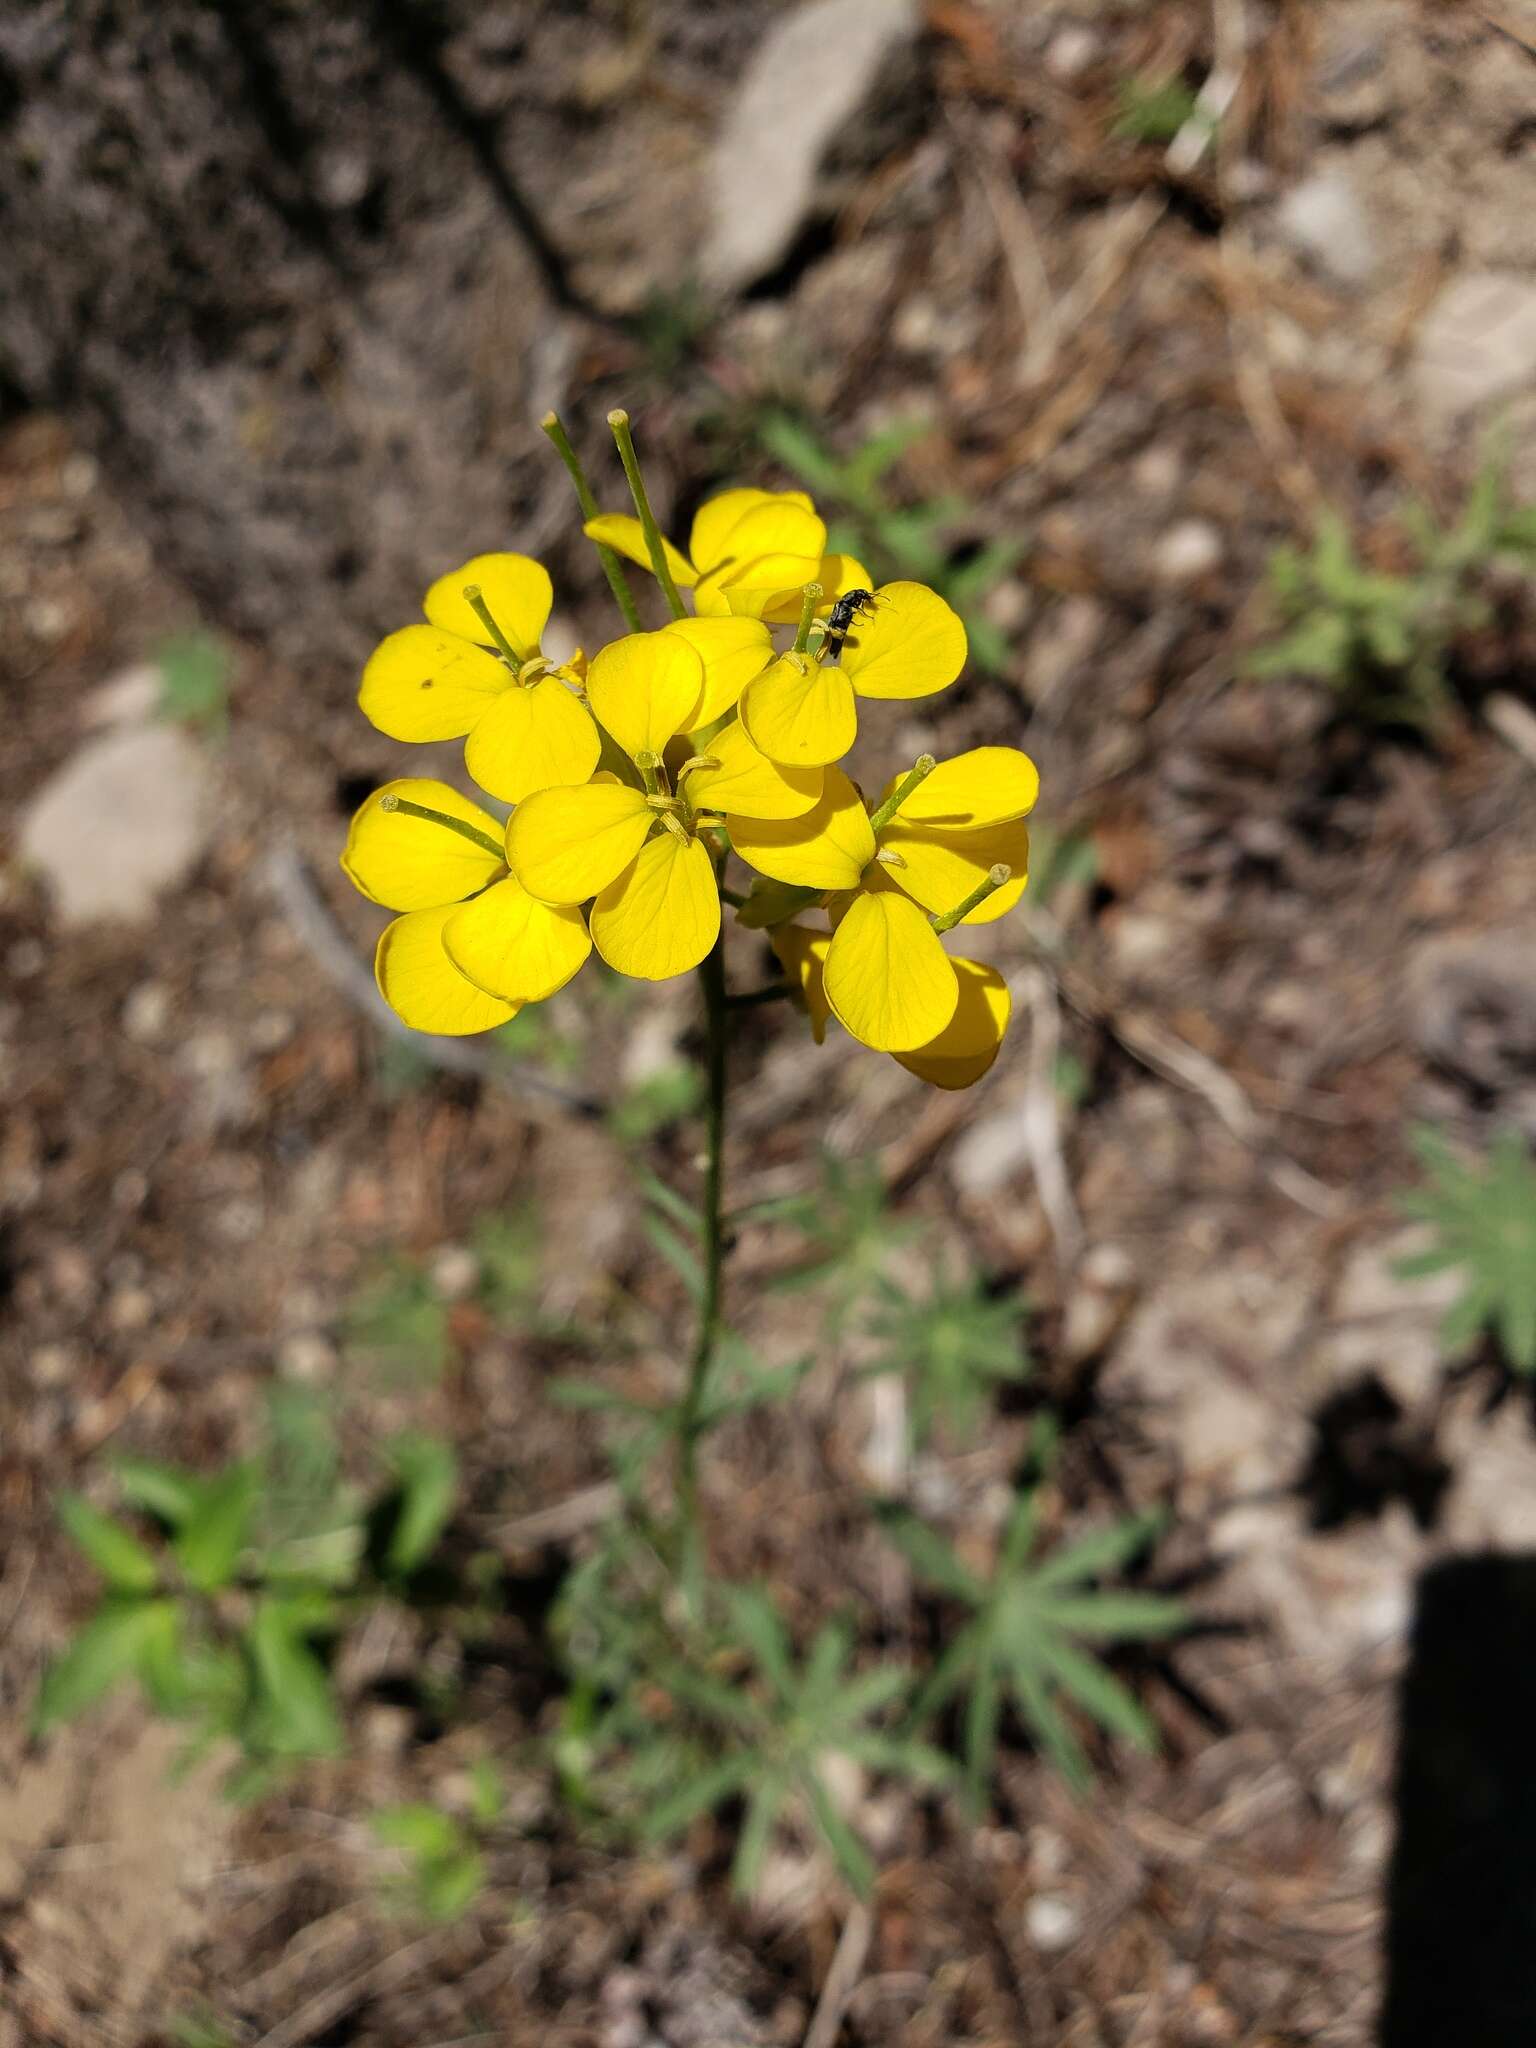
(584, 487), (869, 624)
(737, 582), (967, 767)
(506, 628), (822, 981)
(342, 778), (591, 1032)
(358, 553), (601, 805)
(732, 746), (1037, 1056)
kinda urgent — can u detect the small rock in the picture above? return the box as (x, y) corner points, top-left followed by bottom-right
(122, 981), (172, 1043)
(429, 1244), (480, 1302)
(1414, 272), (1536, 423)
(1026, 1892), (1083, 1951)
(18, 724), (215, 926)
(949, 1098), (1030, 1197)
(1275, 167), (1376, 287)
(106, 1286), (153, 1334)
(1044, 24), (1100, 83)
(702, 0), (920, 290)
(247, 1008), (295, 1054)
(278, 1331), (337, 1380)
(1153, 518), (1223, 584)
(1311, 9), (1396, 128)
(30, 1344), (75, 1386)
(215, 1197), (263, 1243)
(81, 663), (163, 731)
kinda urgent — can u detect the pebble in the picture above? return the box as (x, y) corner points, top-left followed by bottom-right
(30, 1343), (76, 1386)
(122, 981), (172, 1043)
(429, 1244), (480, 1302)
(106, 1286), (154, 1333)
(1025, 1892), (1083, 1951)
(247, 1008), (295, 1054)
(18, 724), (215, 927)
(949, 1097), (1030, 1197)
(1413, 272), (1536, 422)
(1153, 518), (1223, 584)
(80, 664), (162, 730)
(1044, 24), (1101, 83)
(278, 1331), (337, 1381)
(701, 0), (920, 289)
(1275, 166), (1376, 288)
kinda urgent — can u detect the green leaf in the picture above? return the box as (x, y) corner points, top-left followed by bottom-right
(731, 1777), (785, 1899)
(641, 1753), (755, 1841)
(55, 1493), (160, 1593)
(1027, 1511), (1163, 1591)
(33, 1598), (178, 1732)
(373, 1802), (460, 1858)
(244, 1597), (343, 1758)
(469, 1758), (505, 1826)
(419, 1846), (485, 1920)
(639, 1211), (706, 1301)
(174, 1464), (258, 1592)
(1032, 1630), (1157, 1750)
(801, 1766), (874, 1897)
(384, 1433), (457, 1576)
(726, 1585), (795, 1700)
(110, 1456), (203, 1528)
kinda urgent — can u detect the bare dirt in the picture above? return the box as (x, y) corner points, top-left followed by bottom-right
(5, 3), (1536, 2043)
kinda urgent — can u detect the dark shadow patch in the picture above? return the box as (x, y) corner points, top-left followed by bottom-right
(1297, 1374), (1450, 1533)
(1383, 1554), (1536, 2048)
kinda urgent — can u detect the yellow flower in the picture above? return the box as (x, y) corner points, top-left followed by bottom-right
(506, 631), (821, 982)
(341, 777), (590, 1033)
(731, 747), (1036, 1053)
(357, 553), (601, 806)
(738, 582), (967, 767)
(584, 489), (869, 624)
(773, 923), (1012, 1088)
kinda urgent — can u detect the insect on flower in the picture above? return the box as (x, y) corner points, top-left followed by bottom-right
(818, 587), (880, 662)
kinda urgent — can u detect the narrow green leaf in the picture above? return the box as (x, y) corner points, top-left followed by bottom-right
(640, 1753), (754, 1840)
(33, 1598), (178, 1732)
(245, 1597), (343, 1758)
(731, 1776), (785, 1898)
(1028, 1511), (1163, 1591)
(373, 1803), (460, 1858)
(726, 1586), (795, 1700)
(110, 1456), (203, 1528)
(801, 1767), (874, 1897)
(385, 1433), (457, 1576)
(1032, 1631), (1158, 1750)
(55, 1494), (160, 1593)
(173, 1463), (258, 1592)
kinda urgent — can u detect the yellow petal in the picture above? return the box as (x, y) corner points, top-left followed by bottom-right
(840, 581), (967, 700)
(589, 831), (720, 981)
(769, 923), (832, 1044)
(730, 766), (875, 890)
(880, 818), (1030, 924)
(582, 514), (696, 586)
(894, 958), (1011, 1089)
(586, 631), (706, 762)
(689, 498), (828, 618)
(422, 553), (553, 656)
(738, 653), (858, 767)
(375, 906), (518, 1035)
(810, 554), (875, 611)
(342, 778), (505, 911)
(506, 782), (656, 904)
(663, 617), (775, 725)
(442, 875), (591, 1004)
(687, 489), (779, 576)
(823, 891), (959, 1052)
(359, 626), (510, 742)
(682, 719), (822, 820)
(884, 746), (1040, 826)
(463, 675), (602, 805)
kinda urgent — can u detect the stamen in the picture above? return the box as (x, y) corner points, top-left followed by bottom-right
(867, 755), (937, 836)
(462, 584), (524, 673)
(378, 793), (506, 862)
(517, 656), (554, 686)
(676, 755), (722, 780)
(658, 810), (691, 844)
(874, 847), (908, 869)
(931, 863), (1012, 933)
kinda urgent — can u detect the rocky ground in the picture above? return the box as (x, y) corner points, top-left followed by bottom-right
(5, 2), (1536, 2043)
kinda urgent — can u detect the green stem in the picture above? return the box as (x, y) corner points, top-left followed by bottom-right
(463, 585), (524, 672)
(931, 862), (1012, 932)
(541, 410), (644, 634)
(676, 904), (729, 1602)
(867, 754), (937, 837)
(379, 794), (506, 861)
(609, 409), (687, 621)
(792, 582), (824, 654)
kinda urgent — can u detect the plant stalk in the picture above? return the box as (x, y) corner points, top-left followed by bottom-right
(541, 411), (644, 633)
(676, 908), (729, 1600)
(609, 409), (688, 620)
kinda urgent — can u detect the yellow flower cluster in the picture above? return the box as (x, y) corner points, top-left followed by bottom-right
(342, 486), (1039, 1089)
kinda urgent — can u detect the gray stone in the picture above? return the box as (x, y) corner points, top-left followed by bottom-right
(1153, 518), (1224, 584)
(1414, 272), (1536, 423)
(18, 724), (214, 926)
(1275, 167), (1376, 287)
(949, 1096), (1030, 1197)
(701, 0), (920, 290)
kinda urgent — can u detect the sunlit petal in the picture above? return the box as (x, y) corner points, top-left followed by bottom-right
(738, 653), (858, 767)
(342, 778), (505, 912)
(359, 626), (510, 742)
(463, 676), (602, 805)
(880, 818), (1030, 924)
(840, 580), (967, 700)
(589, 831), (721, 981)
(683, 719), (823, 821)
(664, 617), (776, 725)
(422, 552), (553, 656)
(586, 631), (707, 761)
(730, 766), (875, 890)
(769, 923), (833, 1044)
(883, 746), (1040, 827)
(375, 905), (518, 1035)
(506, 782), (656, 904)
(442, 875), (591, 1004)
(823, 891), (959, 1052)
(582, 513), (697, 585)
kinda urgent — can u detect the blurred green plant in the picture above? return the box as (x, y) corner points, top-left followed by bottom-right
(887, 1452), (1184, 1803)
(756, 411), (1026, 674)
(372, 1760), (504, 1921)
(767, 1150), (919, 1335)
(156, 632), (232, 741)
(1112, 74), (1204, 145)
(624, 1587), (952, 1897)
(859, 1256), (1031, 1449)
(1395, 1126), (1536, 1373)
(608, 1060), (702, 1143)
(36, 1395), (457, 1792)
(1249, 455), (1536, 725)
(343, 1254), (451, 1383)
